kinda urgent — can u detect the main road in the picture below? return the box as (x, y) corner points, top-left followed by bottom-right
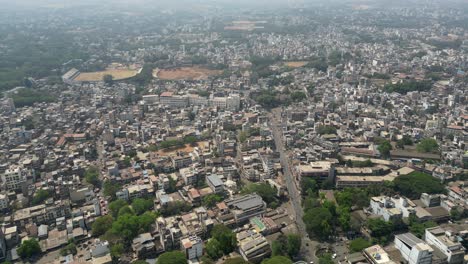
(268, 108), (319, 263)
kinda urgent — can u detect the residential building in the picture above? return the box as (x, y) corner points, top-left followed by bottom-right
(2, 165), (27, 191)
(181, 236), (203, 260)
(425, 227), (465, 264)
(206, 175), (224, 193)
(394, 233), (433, 264)
(237, 230), (271, 263)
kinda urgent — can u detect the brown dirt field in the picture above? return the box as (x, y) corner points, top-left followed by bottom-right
(284, 61), (309, 68)
(75, 69), (139, 82)
(155, 141), (210, 156)
(154, 67), (221, 80)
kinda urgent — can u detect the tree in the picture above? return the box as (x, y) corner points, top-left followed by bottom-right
(290, 91), (306, 102)
(111, 212), (157, 242)
(103, 74), (113, 85)
(319, 254), (334, 264)
(224, 257), (250, 264)
(393, 171), (445, 199)
(317, 125), (337, 135)
(92, 215), (113, 237)
(85, 166), (101, 187)
(286, 234), (301, 257)
(303, 207), (333, 240)
(202, 194), (223, 208)
(205, 239), (223, 259)
(103, 181), (121, 201)
(349, 238), (371, 253)
(132, 261), (149, 264)
(211, 224), (237, 255)
(377, 140), (392, 159)
(161, 201), (192, 217)
(110, 243), (124, 258)
(366, 218), (394, 242)
(131, 198), (153, 215)
(262, 256), (293, 264)
(109, 199), (128, 217)
(416, 138), (439, 153)
(118, 205), (135, 217)
(31, 189), (51, 205)
(18, 238), (41, 258)
(242, 183), (277, 207)
(409, 218), (436, 238)
(156, 251), (187, 264)
(60, 242), (77, 256)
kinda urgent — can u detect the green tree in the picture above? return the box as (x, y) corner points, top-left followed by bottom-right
(303, 207), (333, 240)
(103, 74), (113, 85)
(156, 251), (187, 264)
(132, 261), (149, 264)
(110, 243), (124, 258)
(109, 199), (128, 217)
(224, 257), (250, 264)
(31, 189), (51, 205)
(118, 205), (135, 217)
(60, 242), (77, 256)
(290, 91), (306, 102)
(416, 138), (439, 153)
(409, 218), (437, 238)
(319, 254), (334, 264)
(242, 183), (277, 207)
(18, 238), (41, 258)
(131, 198), (154, 215)
(202, 194), (223, 208)
(262, 256), (293, 264)
(211, 224), (237, 255)
(92, 215), (113, 237)
(205, 239), (223, 259)
(317, 125), (337, 135)
(349, 238), (371, 253)
(85, 166), (101, 187)
(286, 234), (301, 257)
(377, 140), (392, 159)
(366, 218), (394, 243)
(393, 171), (445, 199)
(103, 181), (121, 201)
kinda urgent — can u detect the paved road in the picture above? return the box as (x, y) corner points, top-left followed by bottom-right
(269, 108), (319, 263)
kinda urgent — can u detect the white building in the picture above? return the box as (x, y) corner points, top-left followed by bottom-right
(1, 165), (27, 191)
(0, 194), (8, 210)
(370, 196), (416, 221)
(394, 233), (433, 264)
(425, 227), (465, 264)
(159, 92), (188, 108)
(181, 236), (203, 260)
(206, 175), (224, 193)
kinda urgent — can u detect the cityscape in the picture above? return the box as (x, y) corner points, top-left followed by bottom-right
(0, 0), (467, 264)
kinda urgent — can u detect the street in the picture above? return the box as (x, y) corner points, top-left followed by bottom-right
(268, 108), (319, 263)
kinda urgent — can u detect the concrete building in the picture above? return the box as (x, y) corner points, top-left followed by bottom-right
(159, 92), (188, 108)
(13, 200), (71, 226)
(225, 194), (266, 224)
(0, 194), (8, 211)
(363, 245), (397, 264)
(181, 236), (203, 260)
(370, 196), (416, 221)
(296, 161), (335, 182)
(206, 174), (224, 193)
(394, 233), (433, 264)
(425, 227), (465, 264)
(2, 165), (27, 191)
(237, 230), (271, 263)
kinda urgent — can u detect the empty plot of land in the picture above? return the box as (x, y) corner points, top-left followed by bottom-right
(155, 67), (221, 80)
(75, 69), (139, 82)
(284, 61), (309, 68)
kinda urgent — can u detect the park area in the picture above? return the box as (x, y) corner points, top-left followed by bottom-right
(74, 69), (140, 82)
(284, 61), (309, 68)
(154, 66), (222, 80)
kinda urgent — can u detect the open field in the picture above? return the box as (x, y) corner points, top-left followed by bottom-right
(154, 66), (222, 80)
(284, 61), (309, 68)
(155, 141), (210, 156)
(75, 69), (139, 82)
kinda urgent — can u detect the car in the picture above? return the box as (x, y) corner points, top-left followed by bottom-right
(332, 253), (337, 259)
(309, 261), (314, 264)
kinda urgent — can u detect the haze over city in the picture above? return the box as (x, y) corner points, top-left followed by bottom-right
(0, 0), (466, 264)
